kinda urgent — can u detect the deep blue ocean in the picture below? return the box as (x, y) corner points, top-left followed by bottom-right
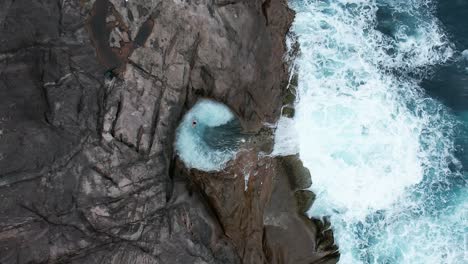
(428, 0), (468, 174)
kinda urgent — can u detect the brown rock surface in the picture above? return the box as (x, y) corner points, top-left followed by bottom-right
(177, 151), (339, 264)
(175, 151), (273, 263)
(0, 0), (338, 263)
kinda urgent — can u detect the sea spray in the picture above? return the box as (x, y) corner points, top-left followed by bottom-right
(275, 0), (467, 263)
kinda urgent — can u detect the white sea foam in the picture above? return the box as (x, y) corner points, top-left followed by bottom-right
(175, 99), (237, 171)
(279, 0), (466, 263)
(272, 117), (299, 156)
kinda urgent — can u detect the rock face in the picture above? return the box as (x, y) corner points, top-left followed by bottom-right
(0, 0), (338, 263)
(179, 152), (339, 264)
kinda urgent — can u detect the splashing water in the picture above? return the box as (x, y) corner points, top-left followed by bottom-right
(276, 0), (468, 263)
(175, 99), (243, 171)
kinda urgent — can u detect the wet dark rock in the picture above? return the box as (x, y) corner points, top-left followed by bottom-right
(245, 127), (276, 154)
(263, 156), (339, 264)
(281, 32), (299, 118)
(0, 0), (337, 263)
(295, 190), (316, 214)
(281, 74), (298, 118)
(279, 155), (313, 191)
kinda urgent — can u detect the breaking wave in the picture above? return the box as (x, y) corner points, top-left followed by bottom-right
(276, 0), (468, 263)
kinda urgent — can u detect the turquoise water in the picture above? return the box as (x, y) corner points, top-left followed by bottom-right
(175, 99), (244, 171)
(280, 0), (468, 263)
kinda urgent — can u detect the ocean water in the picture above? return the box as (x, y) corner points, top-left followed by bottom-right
(175, 99), (243, 171)
(275, 0), (468, 263)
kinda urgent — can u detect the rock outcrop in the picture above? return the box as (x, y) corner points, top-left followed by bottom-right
(0, 0), (338, 263)
(178, 151), (339, 264)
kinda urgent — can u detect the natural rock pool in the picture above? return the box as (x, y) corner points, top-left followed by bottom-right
(175, 99), (244, 172)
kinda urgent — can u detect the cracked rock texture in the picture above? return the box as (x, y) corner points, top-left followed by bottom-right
(0, 0), (338, 263)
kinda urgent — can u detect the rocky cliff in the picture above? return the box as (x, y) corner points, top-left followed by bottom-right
(0, 0), (337, 263)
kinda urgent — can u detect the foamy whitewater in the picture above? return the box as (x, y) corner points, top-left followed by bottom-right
(275, 0), (468, 263)
(175, 99), (240, 171)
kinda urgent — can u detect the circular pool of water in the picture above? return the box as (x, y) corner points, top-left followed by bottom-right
(175, 99), (244, 172)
